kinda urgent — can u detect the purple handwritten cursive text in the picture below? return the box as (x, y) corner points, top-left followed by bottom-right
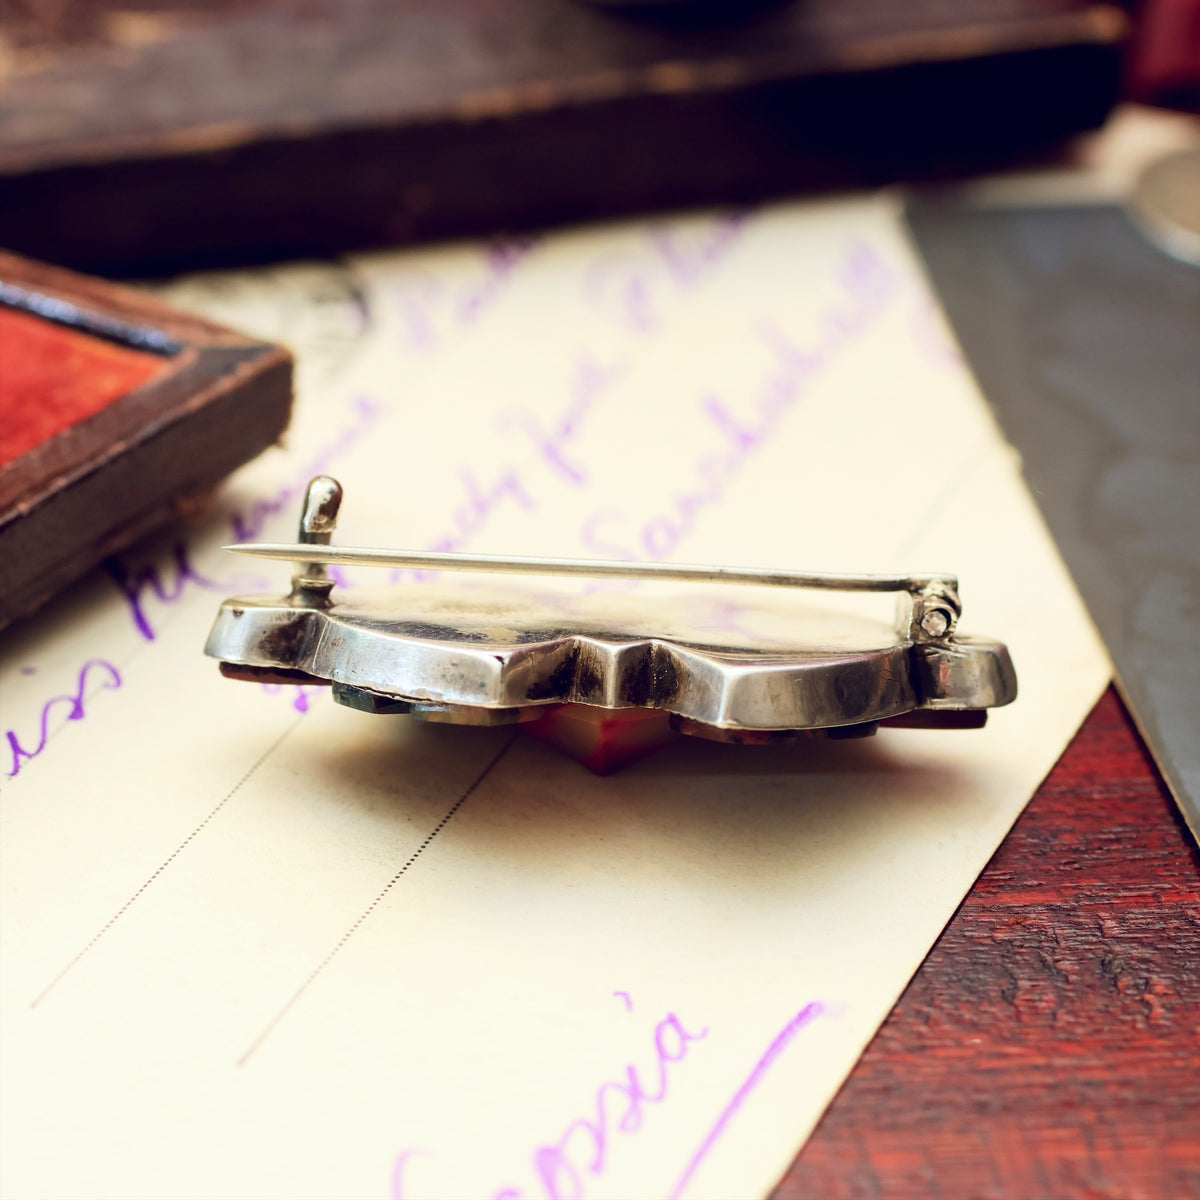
(580, 241), (899, 563)
(258, 680), (323, 714)
(392, 1000), (708, 1200)
(229, 393), (382, 544)
(522, 1009), (709, 1200)
(390, 997), (830, 1200)
(459, 237), (538, 327)
(498, 354), (627, 487)
(390, 465), (538, 582)
(391, 237), (538, 351)
(106, 542), (223, 642)
(585, 211), (751, 334)
(10, 387), (381, 781)
(4, 659), (122, 778)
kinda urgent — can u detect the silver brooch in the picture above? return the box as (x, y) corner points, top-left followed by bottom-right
(205, 477), (1016, 766)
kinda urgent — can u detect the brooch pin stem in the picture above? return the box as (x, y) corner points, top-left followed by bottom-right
(239, 478), (961, 638)
(288, 474), (343, 607)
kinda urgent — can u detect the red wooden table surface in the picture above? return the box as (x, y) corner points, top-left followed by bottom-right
(777, 686), (1200, 1199)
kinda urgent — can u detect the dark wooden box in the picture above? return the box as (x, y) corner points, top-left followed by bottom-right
(0, 251), (293, 628)
(0, 0), (1126, 274)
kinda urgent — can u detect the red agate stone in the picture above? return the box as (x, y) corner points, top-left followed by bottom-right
(524, 704), (679, 774)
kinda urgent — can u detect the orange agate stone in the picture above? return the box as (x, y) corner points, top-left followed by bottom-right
(524, 704), (679, 774)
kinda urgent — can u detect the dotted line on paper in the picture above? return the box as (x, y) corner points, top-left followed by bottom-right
(236, 733), (517, 1067)
(30, 716), (303, 1009)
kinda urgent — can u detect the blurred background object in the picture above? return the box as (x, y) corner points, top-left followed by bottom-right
(1124, 0), (1200, 111)
(0, 0), (1127, 273)
(909, 187), (1200, 840)
(1131, 145), (1200, 261)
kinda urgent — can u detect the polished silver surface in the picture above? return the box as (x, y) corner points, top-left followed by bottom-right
(227, 542), (957, 601)
(206, 477), (1017, 736)
(290, 474), (342, 607)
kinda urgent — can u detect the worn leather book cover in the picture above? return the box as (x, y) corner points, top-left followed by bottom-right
(0, 0), (1125, 272)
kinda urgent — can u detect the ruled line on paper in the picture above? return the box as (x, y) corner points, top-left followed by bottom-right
(29, 715), (304, 1010)
(236, 733), (517, 1067)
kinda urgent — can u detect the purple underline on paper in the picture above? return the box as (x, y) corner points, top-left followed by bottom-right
(665, 1001), (828, 1200)
(391, 998), (710, 1200)
(520, 1009), (709, 1200)
(390, 997), (831, 1200)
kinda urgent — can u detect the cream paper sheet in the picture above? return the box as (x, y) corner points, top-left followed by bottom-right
(0, 195), (1109, 1200)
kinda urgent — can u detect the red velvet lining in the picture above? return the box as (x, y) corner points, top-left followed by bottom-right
(0, 306), (169, 468)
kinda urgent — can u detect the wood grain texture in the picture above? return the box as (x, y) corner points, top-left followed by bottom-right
(0, 0), (1126, 163)
(777, 686), (1200, 1199)
(0, 0), (1125, 272)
